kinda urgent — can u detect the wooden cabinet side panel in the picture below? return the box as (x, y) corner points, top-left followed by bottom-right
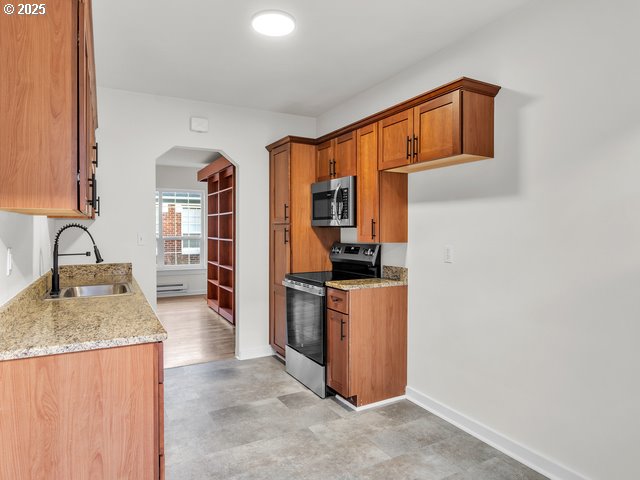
(0, 344), (159, 479)
(349, 286), (407, 406)
(462, 91), (495, 157)
(290, 143), (339, 273)
(0, 0), (78, 211)
(356, 124), (380, 242)
(379, 172), (408, 243)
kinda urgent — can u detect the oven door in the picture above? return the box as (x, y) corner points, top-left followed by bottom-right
(283, 279), (325, 365)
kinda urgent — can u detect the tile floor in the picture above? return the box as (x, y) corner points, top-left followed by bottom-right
(165, 356), (547, 480)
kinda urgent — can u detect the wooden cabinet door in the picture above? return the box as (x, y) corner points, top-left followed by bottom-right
(270, 144), (290, 224)
(327, 309), (349, 396)
(271, 224), (290, 355)
(356, 124), (379, 242)
(271, 224), (290, 289)
(333, 132), (357, 178)
(378, 109), (413, 170)
(316, 139), (333, 181)
(413, 91), (461, 164)
(272, 285), (287, 355)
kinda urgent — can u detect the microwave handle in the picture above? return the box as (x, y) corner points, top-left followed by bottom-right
(333, 186), (343, 220)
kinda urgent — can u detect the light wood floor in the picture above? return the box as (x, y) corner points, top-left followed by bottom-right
(157, 295), (235, 369)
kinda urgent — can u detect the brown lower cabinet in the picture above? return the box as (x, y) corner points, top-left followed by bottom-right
(0, 343), (165, 479)
(326, 286), (407, 407)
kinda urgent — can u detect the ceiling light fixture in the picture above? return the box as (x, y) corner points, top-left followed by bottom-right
(251, 10), (295, 37)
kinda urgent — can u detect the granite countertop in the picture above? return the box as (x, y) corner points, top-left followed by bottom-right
(325, 265), (409, 291)
(0, 263), (167, 361)
(325, 278), (406, 290)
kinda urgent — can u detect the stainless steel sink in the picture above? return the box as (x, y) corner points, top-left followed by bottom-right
(46, 283), (133, 300)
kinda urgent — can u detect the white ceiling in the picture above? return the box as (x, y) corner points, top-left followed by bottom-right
(93, 0), (528, 117)
(156, 147), (221, 168)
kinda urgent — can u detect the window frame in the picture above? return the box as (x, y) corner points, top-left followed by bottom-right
(156, 188), (206, 271)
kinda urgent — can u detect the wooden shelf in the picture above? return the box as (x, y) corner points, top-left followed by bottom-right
(199, 162), (235, 325)
(219, 307), (233, 322)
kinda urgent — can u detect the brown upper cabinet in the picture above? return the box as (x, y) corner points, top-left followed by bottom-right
(356, 124), (407, 243)
(379, 88), (498, 173)
(271, 144), (291, 224)
(0, 0), (98, 217)
(315, 132), (357, 182)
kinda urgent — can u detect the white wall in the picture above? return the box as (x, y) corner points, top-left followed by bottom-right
(156, 165), (208, 297)
(0, 213), (53, 306)
(57, 88), (316, 359)
(319, 1), (640, 479)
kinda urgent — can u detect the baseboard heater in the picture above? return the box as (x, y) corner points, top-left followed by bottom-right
(157, 282), (187, 294)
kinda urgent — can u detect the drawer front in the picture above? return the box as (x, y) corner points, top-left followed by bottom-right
(327, 288), (349, 314)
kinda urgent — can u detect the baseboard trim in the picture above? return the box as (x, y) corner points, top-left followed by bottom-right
(405, 387), (588, 480)
(335, 394), (406, 412)
(236, 345), (274, 361)
(156, 289), (206, 298)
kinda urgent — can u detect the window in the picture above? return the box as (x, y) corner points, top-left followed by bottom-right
(156, 190), (204, 269)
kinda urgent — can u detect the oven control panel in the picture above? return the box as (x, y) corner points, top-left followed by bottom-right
(330, 242), (380, 266)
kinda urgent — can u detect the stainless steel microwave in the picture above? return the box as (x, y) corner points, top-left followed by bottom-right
(311, 176), (356, 227)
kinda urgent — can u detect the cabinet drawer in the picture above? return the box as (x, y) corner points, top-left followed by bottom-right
(327, 288), (349, 314)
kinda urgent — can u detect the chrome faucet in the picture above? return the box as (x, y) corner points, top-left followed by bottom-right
(50, 223), (104, 297)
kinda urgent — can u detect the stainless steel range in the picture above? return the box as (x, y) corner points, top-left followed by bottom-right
(282, 242), (381, 397)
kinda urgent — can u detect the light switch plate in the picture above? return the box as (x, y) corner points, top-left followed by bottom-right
(137, 233), (144, 246)
(444, 245), (454, 264)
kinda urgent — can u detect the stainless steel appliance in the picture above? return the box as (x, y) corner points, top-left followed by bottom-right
(283, 242), (381, 397)
(311, 176), (356, 227)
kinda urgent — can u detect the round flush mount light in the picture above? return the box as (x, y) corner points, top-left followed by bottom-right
(251, 10), (295, 37)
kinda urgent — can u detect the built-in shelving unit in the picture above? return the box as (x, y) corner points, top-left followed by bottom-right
(198, 159), (235, 325)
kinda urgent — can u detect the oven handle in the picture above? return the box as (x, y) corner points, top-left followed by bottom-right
(282, 279), (325, 297)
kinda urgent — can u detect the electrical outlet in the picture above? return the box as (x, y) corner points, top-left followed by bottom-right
(137, 233), (144, 246)
(444, 245), (454, 264)
(6, 248), (13, 276)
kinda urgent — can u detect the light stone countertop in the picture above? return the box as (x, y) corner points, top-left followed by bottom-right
(0, 263), (167, 361)
(325, 277), (406, 291)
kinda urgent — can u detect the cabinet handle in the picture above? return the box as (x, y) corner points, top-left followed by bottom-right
(328, 159), (332, 177)
(284, 203), (289, 220)
(92, 142), (98, 168)
(87, 173), (97, 211)
(340, 319), (346, 341)
(413, 135), (418, 160)
(331, 159), (336, 177)
(330, 296), (342, 303)
(284, 228), (289, 244)
(95, 196), (101, 216)
(406, 136), (411, 159)
(371, 219), (376, 239)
